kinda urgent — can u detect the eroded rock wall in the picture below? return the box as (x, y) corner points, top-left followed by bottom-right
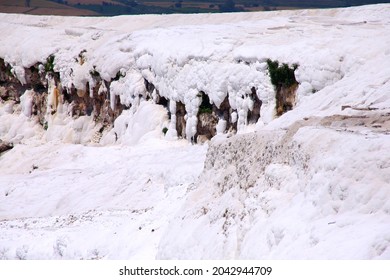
(0, 56), (297, 144)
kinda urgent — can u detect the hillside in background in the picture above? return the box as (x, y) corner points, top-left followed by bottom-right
(0, 0), (389, 15)
(0, 0), (98, 16)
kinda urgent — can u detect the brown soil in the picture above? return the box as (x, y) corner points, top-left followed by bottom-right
(0, 0), (98, 16)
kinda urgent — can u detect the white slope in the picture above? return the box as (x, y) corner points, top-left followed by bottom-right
(0, 4), (390, 259)
(0, 139), (207, 259)
(159, 120), (390, 259)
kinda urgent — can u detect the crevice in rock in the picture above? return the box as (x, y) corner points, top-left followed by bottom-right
(155, 91), (168, 108)
(195, 91), (218, 143)
(275, 83), (298, 116)
(247, 86), (262, 124)
(0, 140), (13, 154)
(176, 101), (186, 138)
(144, 78), (155, 94)
(216, 95), (237, 133)
(0, 58), (26, 103)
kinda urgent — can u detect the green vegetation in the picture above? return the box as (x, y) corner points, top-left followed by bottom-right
(1, 58), (14, 78)
(162, 127), (168, 135)
(219, 0), (243, 12)
(266, 59), (298, 89)
(199, 107), (213, 114)
(67, 0), (375, 16)
(44, 55), (55, 73)
(198, 92), (213, 115)
(43, 55), (60, 80)
(2, 0), (385, 17)
(266, 59), (299, 116)
(6, 67), (14, 78)
(49, 0), (244, 15)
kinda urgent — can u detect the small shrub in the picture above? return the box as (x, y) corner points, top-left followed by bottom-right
(198, 107), (213, 114)
(6, 67), (13, 77)
(267, 59), (299, 116)
(266, 59), (298, 88)
(198, 92), (213, 115)
(43, 121), (48, 130)
(44, 55), (55, 72)
(162, 127), (168, 135)
(1, 58), (14, 77)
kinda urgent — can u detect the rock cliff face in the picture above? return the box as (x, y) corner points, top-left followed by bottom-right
(0, 58), (126, 137)
(0, 56), (280, 144)
(0, 58), (25, 103)
(1, 5), (389, 147)
(275, 83), (298, 116)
